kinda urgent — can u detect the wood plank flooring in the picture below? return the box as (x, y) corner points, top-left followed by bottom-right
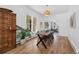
(5, 36), (75, 54)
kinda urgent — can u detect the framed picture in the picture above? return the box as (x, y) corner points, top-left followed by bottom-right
(70, 13), (76, 28)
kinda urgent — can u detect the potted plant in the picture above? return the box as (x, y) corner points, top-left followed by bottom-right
(16, 30), (22, 44)
(20, 29), (27, 44)
(25, 28), (31, 40)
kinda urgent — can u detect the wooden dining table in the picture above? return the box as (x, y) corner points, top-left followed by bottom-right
(40, 32), (50, 36)
(37, 31), (54, 49)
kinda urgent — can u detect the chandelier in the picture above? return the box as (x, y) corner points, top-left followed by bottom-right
(43, 5), (50, 16)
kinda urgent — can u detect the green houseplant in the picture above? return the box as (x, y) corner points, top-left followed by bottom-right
(25, 28), (31, 37)
(20, 28), (31, 44)
(16, 30), (22, 44)
(21, 29), (26, 39)
(20, 29), (27, 44)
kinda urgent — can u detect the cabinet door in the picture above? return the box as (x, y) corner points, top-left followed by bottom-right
(1, 13), (10, 51)
(11, 14), (16, 47)
(0, 13), (9, 53)
(0, 12), (3, 51)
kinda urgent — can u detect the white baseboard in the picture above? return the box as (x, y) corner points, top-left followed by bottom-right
(68, 37), (78, 54)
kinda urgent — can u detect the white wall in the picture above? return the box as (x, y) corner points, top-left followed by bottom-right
(68, 9), (79, 53)
(53, 13), (70, 36)
(40, 13), (71, 36)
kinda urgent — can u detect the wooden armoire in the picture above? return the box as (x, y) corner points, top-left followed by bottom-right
(0, 8), (16, 53)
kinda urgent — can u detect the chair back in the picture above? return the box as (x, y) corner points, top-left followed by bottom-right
(48, 32), (54, 39)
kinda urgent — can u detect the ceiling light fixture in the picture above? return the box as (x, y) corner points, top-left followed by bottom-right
(43, 5), (50, 16)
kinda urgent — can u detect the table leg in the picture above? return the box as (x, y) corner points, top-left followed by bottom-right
(37, 39), (47, 49)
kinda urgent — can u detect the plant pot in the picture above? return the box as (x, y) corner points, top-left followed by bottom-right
(25, 36), (30, 40)
(20, 39), (26, 44)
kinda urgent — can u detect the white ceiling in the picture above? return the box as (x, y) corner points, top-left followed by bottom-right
(28, 5), (70, 15)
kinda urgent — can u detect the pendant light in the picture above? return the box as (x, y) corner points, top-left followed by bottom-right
(43, 5), (50, 16)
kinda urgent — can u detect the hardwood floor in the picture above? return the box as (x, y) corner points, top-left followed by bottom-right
(5, 36), (75, 54)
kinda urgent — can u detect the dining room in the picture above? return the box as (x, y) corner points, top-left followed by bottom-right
(0, 5), (79, 54)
